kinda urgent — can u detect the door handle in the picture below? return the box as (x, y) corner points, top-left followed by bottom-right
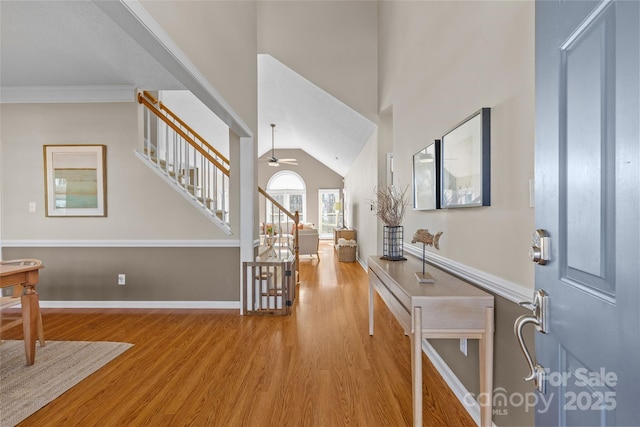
(514, 289), (549, 393)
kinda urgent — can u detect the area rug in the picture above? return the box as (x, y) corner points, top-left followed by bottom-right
(0, 340), (133, 427)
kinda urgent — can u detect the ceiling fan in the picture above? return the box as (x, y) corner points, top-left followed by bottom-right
(265, 123), (298, 166)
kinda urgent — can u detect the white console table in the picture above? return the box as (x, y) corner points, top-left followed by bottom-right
(368, 256), (494, 427)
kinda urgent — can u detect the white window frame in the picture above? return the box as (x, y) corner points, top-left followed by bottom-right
(266, 170), (306, 224)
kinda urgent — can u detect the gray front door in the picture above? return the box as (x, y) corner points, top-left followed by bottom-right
(535, 0), (639, 425)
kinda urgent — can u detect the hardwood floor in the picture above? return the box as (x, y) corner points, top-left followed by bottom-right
(4, 241), (474, 426)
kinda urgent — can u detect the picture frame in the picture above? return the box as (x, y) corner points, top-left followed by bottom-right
(412, 140), (440, 210)
(440, 108), (490, 208)
(44, 145), (107, 217)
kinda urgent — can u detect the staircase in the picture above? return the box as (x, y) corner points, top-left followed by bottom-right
(136, 91), (231, 234)
(242, 188), (300, 315)
(138, 90), (301, 314)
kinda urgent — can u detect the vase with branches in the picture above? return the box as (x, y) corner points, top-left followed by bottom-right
(372, 185), (408, 260)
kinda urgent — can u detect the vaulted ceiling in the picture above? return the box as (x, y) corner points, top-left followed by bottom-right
(0, 1), (375, 176)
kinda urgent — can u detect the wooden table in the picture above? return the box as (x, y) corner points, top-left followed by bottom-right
(368, 256), (494, 427)
(0, 259), (44, 366)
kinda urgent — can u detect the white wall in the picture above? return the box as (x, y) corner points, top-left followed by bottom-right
(370, 0), (536, 289)
(344, 129), (378, 263)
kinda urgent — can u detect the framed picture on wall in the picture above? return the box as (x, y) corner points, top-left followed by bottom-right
(412, 140), (440, 210)
(43, 145), (107, 217)
(440, 108), (491, 208)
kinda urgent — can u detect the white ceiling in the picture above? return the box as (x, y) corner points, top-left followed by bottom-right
(258, 55), (375, 176)
(0, 1), (183, 91)
(0, 1), (374, 176)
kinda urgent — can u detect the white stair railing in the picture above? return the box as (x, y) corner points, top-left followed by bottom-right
(137, 91), (231, 229)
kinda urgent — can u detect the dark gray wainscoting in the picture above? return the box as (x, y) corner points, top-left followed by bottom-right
(3, 246), (240, 302)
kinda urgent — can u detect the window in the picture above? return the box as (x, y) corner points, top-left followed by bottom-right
(266, 171), (306, 223)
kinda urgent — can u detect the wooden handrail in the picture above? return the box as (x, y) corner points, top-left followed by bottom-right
(258, 187), (298, 223)
(141, 91), (230, 167)
(258, 187), (300, 285)
(142, 90), (158, 105)
(160, 103), (230, 166)
(138, 93), (230, 177)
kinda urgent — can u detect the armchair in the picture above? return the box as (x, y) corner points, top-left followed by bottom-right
(294, 228), (320, 260)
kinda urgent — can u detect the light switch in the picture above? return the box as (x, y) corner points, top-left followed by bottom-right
(29, 202), (36, 213)
(529, 179), (535, 208)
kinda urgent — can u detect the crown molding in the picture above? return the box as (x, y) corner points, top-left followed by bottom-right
(0, 85), (137, 104)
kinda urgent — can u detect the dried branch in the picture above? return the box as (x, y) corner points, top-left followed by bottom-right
(371, 185), (408, 227)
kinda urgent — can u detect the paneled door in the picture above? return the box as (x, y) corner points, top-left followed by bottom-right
(533, 0), (639, 425)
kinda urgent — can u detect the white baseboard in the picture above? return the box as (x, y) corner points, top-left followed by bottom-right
(39, 301), (240, 309)
(422, 339), (497, 427)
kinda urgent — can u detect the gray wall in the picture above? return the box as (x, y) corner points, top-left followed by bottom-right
(0, 102), (240, 302)
(257, 148), (344, 228)
(256, 0), (378, 122)
(141, 0), (258, 137)
(0, 102), (234, 240)
(3, 246), (239, 302)
(374, 0), (536, 289)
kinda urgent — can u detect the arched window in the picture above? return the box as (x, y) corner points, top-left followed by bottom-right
(266, 170), (306, 223)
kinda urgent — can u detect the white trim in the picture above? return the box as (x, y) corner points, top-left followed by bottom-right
(403, 244), (533, 304)
(134, 150), (233, 235)
(0, 85), (137, 103)
(39, 300), (240, 309)
(1, 240), (240, 248)
(422, 339), (497, 427)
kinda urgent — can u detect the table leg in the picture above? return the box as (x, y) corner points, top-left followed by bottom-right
(369, 279), (374, 335)
(412, 306), (422, 427)
(21, 287), (40, 366)
(479, 306), (495, 427)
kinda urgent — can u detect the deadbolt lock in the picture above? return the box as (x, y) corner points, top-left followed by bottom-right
(529, 229), (550, 265)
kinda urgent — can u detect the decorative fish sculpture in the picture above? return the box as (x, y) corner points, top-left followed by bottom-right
(411, 229), (443, 250)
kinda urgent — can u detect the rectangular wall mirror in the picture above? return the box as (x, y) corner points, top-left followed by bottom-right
(413, 140), (440, 210)
(440, 108), (491, 208)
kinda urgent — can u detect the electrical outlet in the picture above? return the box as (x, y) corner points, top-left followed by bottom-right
(29, 202), (36, 213)
(459, 338), (468, 356)
(118, 274), (126, 285)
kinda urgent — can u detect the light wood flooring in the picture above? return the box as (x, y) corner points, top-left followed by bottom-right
(3, 241), (474, 426)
